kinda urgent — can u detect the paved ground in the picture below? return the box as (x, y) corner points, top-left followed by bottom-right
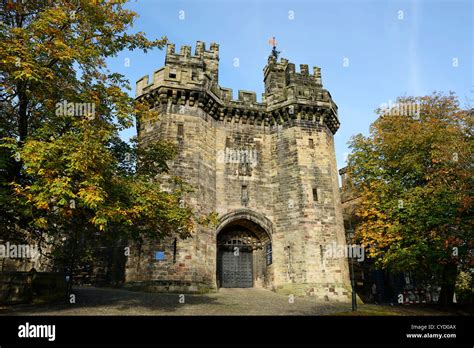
(0, 286), (352, 316)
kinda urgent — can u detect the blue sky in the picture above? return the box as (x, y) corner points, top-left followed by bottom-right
(108, 0), (473, 170)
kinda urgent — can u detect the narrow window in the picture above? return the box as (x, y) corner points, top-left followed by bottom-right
(241, 185), (249, 205)
(266, 243), (273, 266)
(308, 138), (314, 149)
(177, 124), (184, 137)
(169, 72), (177, 78)
(173, 238), (177, 263)
(312, 188), (318, 202)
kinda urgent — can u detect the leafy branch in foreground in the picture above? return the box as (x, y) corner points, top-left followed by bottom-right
(0, 1), (205, 275)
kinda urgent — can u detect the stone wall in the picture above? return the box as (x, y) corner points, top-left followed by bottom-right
(0, 270), (66, 305)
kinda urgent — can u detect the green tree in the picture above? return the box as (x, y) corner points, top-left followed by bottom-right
(347, 93), (473, 305)
(0, 1), (201, 280)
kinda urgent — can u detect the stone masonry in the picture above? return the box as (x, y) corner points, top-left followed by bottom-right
(125, 41), (351, 301)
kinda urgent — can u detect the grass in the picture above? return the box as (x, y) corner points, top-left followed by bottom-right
(331, 303), (471, 316)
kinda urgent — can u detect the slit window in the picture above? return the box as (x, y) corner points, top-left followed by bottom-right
(309, 138), (314, 149)
(241, 185), (249, 205)
(266, 243), (272, 266)
(173, 238), (177, 263)
(177, 124), (184, 137)
(312, 188), (318, 201)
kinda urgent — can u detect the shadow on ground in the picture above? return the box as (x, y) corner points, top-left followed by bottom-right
(0, 287), (220, 315)
(0, 286), (351, 316)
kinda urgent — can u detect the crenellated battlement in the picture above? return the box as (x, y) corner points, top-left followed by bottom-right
(284, 63), (323, 86)
(165, 41), (219, 61)
(163, 41), (219, 83)
(263, 56), (322, 83)
(136, 41), (340, 133)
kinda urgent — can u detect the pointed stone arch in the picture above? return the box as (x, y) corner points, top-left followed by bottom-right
(216, 209), (274, 288)
(216, 209), (274, 240)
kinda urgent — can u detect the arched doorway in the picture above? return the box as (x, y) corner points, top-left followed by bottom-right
(216, 211), (272, 288)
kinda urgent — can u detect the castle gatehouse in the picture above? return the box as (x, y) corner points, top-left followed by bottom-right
(125, 41), (351, 301)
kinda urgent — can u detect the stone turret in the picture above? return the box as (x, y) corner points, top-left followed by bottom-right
(263, 56), (288, 98)
(263, 55), (334, 115)
(165, 41), (219, 82)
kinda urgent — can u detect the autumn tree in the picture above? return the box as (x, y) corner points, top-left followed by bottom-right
(0, 0), (200, 280)
(347, 93), (473, 305)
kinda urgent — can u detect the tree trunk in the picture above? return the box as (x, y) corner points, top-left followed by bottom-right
(11, 83), (29, 183)
(66, 223), (80, 300)
(17, 82), (29, 143)
(437, 263), (457, 306)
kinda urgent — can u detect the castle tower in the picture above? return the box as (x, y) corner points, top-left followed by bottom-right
(126, 42), (350, 301)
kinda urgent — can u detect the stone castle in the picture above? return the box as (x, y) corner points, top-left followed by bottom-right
(125, 41), (351, 301)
